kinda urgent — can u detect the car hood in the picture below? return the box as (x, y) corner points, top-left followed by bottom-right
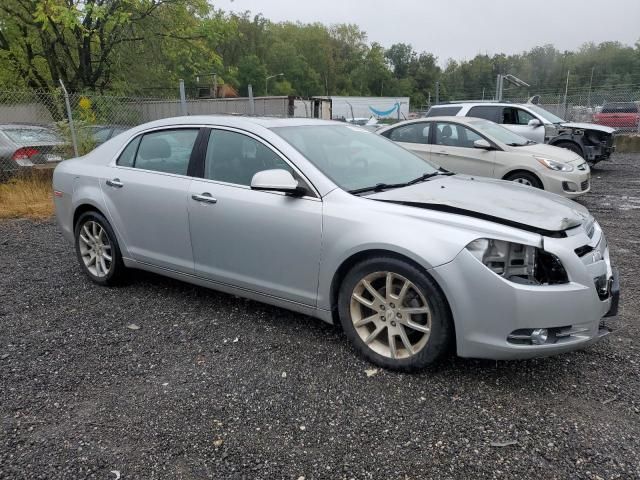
(511, 142), (585, 165)
(367, 175), (591, 234)
(561, 122), (616, 134)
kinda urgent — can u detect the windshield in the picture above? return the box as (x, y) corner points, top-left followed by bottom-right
(526, 105), (565, 124)
(467, 119), (531, 146)
(2, 127), (62, 144)
(272, 124), (438, 192)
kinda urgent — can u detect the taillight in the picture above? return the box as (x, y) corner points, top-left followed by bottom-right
(12, 147), (39, 161)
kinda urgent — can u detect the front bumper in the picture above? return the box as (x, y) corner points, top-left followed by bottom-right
(541, 169), (590, 198)
(430, 225), (617, 360)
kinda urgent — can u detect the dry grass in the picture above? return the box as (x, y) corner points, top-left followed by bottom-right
(0, 171), (54, 220)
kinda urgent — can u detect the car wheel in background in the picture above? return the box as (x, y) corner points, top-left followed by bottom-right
(504, 171), (543, 189)
(338, 257), (453, 371)
(74, 211), (126, 286)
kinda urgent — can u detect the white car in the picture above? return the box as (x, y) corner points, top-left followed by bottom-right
(378, 116), (591, 198)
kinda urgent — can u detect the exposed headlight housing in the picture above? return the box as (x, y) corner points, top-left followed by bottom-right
(466, 239), (568, 285)
(535, 156), (574, 172)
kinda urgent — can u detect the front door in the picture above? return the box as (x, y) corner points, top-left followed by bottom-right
(500, 107), (545, 143)
(188, 128), (322, 306)
(101, 128), (200, 273)
(431, 122), (496, 178)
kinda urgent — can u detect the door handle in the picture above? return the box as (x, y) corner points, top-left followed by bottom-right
(436, 151), (449, 156)
(192, 193), (218, 204)
(106, 178), (123, 188)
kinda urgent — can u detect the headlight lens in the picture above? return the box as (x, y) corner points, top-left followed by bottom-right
(466, 238), (568, 285)
(535, 157), (574, 172)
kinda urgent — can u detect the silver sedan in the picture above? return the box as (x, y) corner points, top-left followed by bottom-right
(53, 117), (619, 370)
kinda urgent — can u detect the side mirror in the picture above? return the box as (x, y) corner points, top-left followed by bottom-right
(528, 118), (543, 128)
(473, 139), (492, 150)
(251, 169), (305, 196)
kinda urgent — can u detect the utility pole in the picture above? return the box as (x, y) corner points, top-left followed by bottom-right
(265, 73), (284, 96)
(435, 81), (440, 104)
(563, 70), (570, 119)
(587, 66), (595, 109)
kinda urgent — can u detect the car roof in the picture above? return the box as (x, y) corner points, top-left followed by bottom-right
(136, 115), (339, 130)
(0, 123), (55, 129)
(378, 116), (486, 129)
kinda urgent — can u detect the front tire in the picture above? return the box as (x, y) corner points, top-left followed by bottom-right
(74, 211), (126, 286)
(338, 257), (453, 371)
(504, 171), (543, 189)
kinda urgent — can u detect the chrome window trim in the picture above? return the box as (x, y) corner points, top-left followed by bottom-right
(109, 123), (321, 199)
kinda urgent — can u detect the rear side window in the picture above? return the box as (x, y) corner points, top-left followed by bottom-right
(117, 136), (140, 167)
(425, 106), (462, 117)
(467, 106), (501, 123)
(117, 129), (199, 175)
(383, 123), (430, 144)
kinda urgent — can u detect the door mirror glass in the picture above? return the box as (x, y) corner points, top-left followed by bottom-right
(528, 118), (543, 127)
(251, 169), (304, 195)
(473, 139), (492, 150)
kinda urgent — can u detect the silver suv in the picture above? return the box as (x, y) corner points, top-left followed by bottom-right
(426, 102), (616, 165)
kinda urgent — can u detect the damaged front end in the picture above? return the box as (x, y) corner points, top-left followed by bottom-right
(547, 123), (616, 164)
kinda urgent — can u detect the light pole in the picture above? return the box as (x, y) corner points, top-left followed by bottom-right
(265, 73), (284, 96)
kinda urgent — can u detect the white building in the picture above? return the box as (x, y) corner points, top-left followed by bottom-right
(320, 96), (411, 121)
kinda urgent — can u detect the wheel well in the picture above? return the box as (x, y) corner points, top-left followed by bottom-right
(73, 204), (103, 229)
(551, 139), (584, 153)
(329, 250), (454, 334)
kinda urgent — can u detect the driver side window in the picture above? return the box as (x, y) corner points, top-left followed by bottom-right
(204, 129), (293, 186)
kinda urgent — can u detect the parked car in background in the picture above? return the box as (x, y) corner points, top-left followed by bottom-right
(426, 102), (616, 166)
(378, 117), (591, 198)
(86, 125), (129, 146)
(53, 116), (618, 371)
(0, 124), (67, 180)
(593, 102), (640, 130)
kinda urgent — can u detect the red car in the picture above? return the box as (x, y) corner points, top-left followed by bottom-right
(593, 102), (640, 130)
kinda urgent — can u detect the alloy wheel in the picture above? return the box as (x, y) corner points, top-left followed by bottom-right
(350, 271), (432, 360)
(78, 220), (113, 278)
(513, 177), (533, 186)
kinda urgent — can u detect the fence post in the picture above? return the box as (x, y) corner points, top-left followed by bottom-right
(179, 79), (188, 116)
(59, 79), (79, 157)
(248, 84), (255, 115)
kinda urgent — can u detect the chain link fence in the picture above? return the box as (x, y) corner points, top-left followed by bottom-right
(1, 85), (639, 181)
(0, 88), (324, 181)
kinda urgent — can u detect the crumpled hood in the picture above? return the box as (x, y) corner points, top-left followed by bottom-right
(367, 175), (591, 234)
(561, 122), (616, 134)
(512, 142), (585, 166)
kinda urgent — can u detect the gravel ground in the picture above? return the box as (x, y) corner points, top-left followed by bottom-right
(1, 154), (639, 480)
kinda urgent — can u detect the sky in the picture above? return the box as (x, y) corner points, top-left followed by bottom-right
(216, 0), (640, 63)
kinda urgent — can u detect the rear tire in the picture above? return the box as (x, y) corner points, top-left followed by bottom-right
(74, 211), (126, 286)
(338, 257), (453, 371)
(504, 171), (543, 189)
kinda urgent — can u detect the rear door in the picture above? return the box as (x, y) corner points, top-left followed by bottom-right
(381, 122), (432, 162)
(101, 127), (201, 273)
(431, 121), (496, 177)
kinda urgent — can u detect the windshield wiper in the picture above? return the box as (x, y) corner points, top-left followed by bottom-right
(349, 171), (453, 195)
